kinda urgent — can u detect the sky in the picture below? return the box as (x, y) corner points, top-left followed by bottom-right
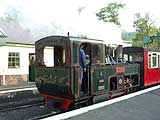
(0, 0), (160, 44)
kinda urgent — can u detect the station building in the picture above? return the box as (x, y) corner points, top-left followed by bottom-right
(0, 21), (35, 85)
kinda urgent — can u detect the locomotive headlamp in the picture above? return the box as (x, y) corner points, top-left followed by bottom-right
(118, 78), (123, 85)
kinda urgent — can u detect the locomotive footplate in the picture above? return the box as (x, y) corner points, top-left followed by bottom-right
(108, 86), (136, 99)
(108, 90), (126, 99)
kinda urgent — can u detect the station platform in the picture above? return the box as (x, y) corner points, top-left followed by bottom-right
(0, 82), (36, 91)
(50, 85), (160, 120)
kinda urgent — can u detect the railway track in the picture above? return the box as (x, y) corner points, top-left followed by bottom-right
(0, 88), (64, 120)
(0, 100), (63, 120)
(0, 98), (44, 112)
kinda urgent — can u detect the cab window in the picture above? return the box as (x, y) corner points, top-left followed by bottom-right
(91, 45), (100, 64)
(43, 46), (66, 67)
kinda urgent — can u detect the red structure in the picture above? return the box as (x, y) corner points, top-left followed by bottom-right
(144, 49), (160, 86)
(123, 47), (160, 87)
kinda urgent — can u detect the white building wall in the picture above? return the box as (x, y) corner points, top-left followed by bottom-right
(0, 46), (8, 75)
(0, 45), (35, 75)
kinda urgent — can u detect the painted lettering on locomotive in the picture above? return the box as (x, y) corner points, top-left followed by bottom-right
(35, 36), (160, 110)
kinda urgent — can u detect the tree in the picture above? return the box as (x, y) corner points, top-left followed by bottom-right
(121, 31), (137, 44)
(133, 13), (159, 47)
(96, 2), (125, 26)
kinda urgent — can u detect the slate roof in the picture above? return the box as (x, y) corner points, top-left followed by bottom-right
(0, 21), (35, 44)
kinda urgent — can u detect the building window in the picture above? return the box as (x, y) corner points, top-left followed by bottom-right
(8, 52), (20, 69)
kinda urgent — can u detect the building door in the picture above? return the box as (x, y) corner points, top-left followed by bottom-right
(29, 53), (35, 82)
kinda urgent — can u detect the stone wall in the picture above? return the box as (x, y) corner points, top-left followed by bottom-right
(1, 74), (28, 85)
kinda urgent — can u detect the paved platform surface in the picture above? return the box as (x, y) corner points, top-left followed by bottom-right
(66, 88), (160, 120)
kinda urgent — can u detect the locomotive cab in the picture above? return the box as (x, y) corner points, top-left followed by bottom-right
(35, 36), (74, 109)
(35, 36), (106, 110)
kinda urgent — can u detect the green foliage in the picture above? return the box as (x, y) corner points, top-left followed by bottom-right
(121, 31), (137, 41)
(133, 13), (159, 47)
(149, 40), (160, 48)
(132, 33), (143, 47)
(96, 2), (125, 26)
(133, 13), (158, 36)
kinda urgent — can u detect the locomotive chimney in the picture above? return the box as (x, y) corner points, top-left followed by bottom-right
(67, 32), (70, 37)
(106, 45), (112, 56)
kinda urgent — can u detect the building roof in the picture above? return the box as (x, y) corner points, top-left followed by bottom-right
(0, 27), (7, 37)
(0, 21), (35, 45)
